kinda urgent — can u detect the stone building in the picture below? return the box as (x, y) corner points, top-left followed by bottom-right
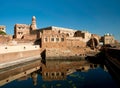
(14, 16), (109, 55)
(14, 16), (91, 48)
(41, 30), (66, 48)
(0, 35), (12, 45)
(14, 24), (30, 39)
(103, 33), (115, 45)
(14, 16), (37, 39)
(0, 25), (6, 33)
(74, 30), (91, 42)
(40, 26), (76, 37)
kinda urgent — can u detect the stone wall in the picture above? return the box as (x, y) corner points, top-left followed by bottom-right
(45, 47), (87, 59)
(0, 35), (12, 45)
(40, 26), (76, 37)
(0, 49), (41, 65)
(45, 48), (73, 58)
(103, 34), (115, 45)
(66, 37), (86, 47)
(23, 34), (37, 40)
(14, 24), (30, 39)
(41, 30), (66, 48)
(0, 45), (40, 54)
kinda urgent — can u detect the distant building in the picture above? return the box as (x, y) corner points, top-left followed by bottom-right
(14, 16), (92, 48)
(103, 33), (115, 45)
(14, 24), (30, 39)
(0, 26), (13, 44)
(13, 16), (116, 50)
(41, 30), (67, 48)
(0, 25), (6, 33)
(40, 26), (76, 37)
(74, 30), (91, 42)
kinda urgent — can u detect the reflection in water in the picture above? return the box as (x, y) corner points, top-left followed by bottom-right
(31, 72), (38, 86)
(41, 60), (100, 81)
(1, 59), (119, 88)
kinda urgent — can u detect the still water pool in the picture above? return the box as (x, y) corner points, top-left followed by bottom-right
(1, 59), (119, 88)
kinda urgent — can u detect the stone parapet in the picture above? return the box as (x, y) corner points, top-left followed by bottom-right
(0, 45), (40, 54)
(46, 56), (85, 60)
(0, 49), (41, 67)
(45, 48), (87, 59)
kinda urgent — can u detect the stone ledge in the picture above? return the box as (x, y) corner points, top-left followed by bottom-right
(45, 56), (86, 60)
(0, 55), (41, 69)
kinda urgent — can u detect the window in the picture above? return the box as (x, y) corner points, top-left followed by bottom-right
(24, 47), (26, 49)
(18, 32), (21, 34)
(18, 32), (23, 35)
(56, 72), (59, 76)
(61, 38), (64, 42)
(46, 73), (48, 76)
(56, 38), (59, 42)
(18, 27), (21, 29)
(51, 38), (54, 42)
(45, 38), (47, 42)
(5, 47), (7, 49)
(58, 30), (60, 33)
(61, 72), (64, 76)
(51, 73), (54, 76)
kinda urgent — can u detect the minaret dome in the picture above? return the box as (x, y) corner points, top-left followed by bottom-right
(30, 16), (37, 30)
(32, 16), (36, 20)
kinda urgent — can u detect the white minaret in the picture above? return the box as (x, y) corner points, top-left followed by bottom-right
(31, 16), (37, 30)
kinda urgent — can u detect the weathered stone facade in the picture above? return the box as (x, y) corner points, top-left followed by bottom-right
(14, 24), (30, 39)
(0, 35), (12, 45)
(12, 16), (103, 58)
(40, 26), (76, 37)
(41, 30), (67, 48)
(103, 33), (115, 45)
(14, 16), (37, 39)
(12, 16), (116, 58)
(74, 30), (91, 42)
(66, 37), (86, 47)
(13, 16), (90, 48)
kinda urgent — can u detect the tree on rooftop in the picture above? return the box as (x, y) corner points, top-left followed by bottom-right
(0, 31), (6, 35)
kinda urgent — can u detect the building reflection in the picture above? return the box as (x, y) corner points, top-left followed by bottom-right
(15, 59), (106, 86)
(1, 58), (109, 87)
(41, 59), (101, 81)
(17, 72), (38, 86)
(31, 72), (38, 86)
(41, 60), (67, 81)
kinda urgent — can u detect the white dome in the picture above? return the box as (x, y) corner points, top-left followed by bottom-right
(32, 16), (36, 19)
(106, 33), (110, 36)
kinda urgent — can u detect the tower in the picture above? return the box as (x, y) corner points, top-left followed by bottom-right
(30, 16), (37, 30)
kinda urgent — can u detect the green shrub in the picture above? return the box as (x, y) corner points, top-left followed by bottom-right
(0, 31), (6, 35)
